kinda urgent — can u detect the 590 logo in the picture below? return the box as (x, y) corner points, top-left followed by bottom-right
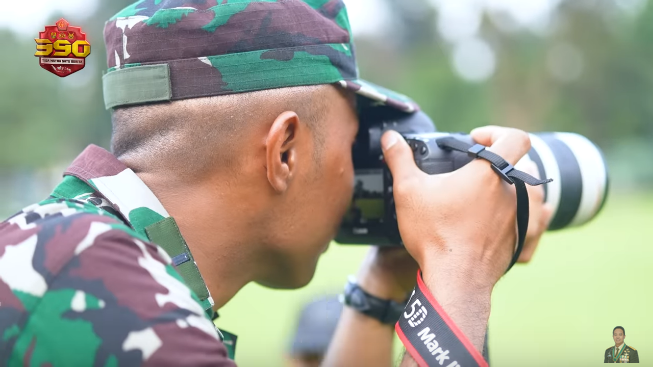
(34, 18), (91, 77)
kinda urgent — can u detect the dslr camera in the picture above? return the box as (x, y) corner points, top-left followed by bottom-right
(336, 105), (609, 246)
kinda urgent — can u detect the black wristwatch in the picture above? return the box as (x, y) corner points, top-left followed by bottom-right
(339, 276), (407, 325)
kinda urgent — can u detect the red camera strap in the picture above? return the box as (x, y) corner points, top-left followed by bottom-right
(396, 270), (489, 367)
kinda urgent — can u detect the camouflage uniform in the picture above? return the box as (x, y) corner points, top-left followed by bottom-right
(1, 0), (419, 365)
(0, 145), (234, 366)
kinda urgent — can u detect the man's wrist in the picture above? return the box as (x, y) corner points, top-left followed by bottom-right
(397, 271), (491, 367)
(341, 277), (407, 325)
(419, 268), (493, 354)
(419, 251), (500, 297)
(421, 270), (493, 304)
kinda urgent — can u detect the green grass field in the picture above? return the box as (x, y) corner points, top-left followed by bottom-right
(218, 192), (653, 367)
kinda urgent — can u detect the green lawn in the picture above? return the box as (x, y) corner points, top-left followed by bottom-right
(218, 192), (653, 367)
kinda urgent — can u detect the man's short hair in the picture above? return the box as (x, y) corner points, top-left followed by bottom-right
(110, 85), (332, 179)
(613, 326), (625, 335)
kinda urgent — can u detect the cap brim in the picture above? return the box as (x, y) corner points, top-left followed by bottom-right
(338, 79), (419, 114)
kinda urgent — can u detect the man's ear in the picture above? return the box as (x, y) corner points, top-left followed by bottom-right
(265, 111), (300, 193)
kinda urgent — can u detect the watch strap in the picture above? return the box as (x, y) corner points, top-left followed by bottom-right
(341, 277), (406, 325)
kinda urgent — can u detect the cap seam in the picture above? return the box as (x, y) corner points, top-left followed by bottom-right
(107, 43), (354, 71)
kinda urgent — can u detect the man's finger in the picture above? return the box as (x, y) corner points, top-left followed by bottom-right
(541, 203), (555, 229)
(381, 130), (421, 184)
(470, 126), (532, 165)
(519, 203), (554, 263)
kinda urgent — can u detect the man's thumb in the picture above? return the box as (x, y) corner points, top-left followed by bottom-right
(381, 130), (420, 183)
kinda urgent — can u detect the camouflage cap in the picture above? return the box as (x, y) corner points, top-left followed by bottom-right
(103, 0), (419, 113)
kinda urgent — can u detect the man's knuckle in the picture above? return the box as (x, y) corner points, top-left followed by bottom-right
(394, 178), (417, 197)
(513, 130), (531, 152)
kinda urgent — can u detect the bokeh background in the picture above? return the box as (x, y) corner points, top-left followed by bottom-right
(1, 0), (652, 366)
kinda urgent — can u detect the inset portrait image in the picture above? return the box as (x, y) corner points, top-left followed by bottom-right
(605, 326), (639, 363)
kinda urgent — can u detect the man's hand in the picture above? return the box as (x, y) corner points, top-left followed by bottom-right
(357, 160), (553, 300)
(382, 126), (532, 292)
(356, 165), (551, 312)
(357, 172), (552, 304)
(381, 126), (532, 357)
(355, 161), (552, 307)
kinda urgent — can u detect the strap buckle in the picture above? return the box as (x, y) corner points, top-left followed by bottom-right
(491, 163), (515, 185)
(467, 143), (515, 185)
(467, 143), (486, 158)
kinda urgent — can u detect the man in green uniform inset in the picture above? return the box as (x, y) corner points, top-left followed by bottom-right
(605, 326), (639, 363)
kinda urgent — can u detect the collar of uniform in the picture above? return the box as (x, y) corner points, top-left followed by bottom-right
(64, 144), (215, 314)
(616, 343), (625, 353)
(64, 144), (170, 233)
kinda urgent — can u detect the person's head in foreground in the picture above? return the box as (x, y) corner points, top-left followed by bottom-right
(104, 0), (420, 293)
(287, 296), (342, 367)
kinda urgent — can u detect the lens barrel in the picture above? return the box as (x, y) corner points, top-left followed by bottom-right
(522, 133), (609, 230)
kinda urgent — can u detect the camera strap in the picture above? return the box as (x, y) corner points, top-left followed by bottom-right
(396, 270), (489, 367)
(435, 137), (552, 272)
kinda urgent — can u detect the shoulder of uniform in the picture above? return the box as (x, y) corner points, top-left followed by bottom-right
(628, 346), (636, 351)
(606, 347), (614, 352)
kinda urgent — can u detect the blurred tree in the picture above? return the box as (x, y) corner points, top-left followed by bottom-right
(1, 0), (652, 188)
(382, 0), (437, 50)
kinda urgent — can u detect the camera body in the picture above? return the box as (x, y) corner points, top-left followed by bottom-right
(337, 109), (441, 246)
(336, 108), (609, 246)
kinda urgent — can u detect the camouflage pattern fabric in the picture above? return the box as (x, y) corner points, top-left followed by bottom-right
(102, 0), (419, 113)
(0, 145), (235, 367)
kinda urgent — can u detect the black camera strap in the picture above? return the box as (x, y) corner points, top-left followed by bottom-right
(435, 137), (552, 272)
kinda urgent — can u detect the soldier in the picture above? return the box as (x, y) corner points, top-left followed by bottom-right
(605, 326), (639, 363)
(0, 1), (551, 366)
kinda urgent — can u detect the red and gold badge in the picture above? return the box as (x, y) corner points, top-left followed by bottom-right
(34, 18), (91, 77)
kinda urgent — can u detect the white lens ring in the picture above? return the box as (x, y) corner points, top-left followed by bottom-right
(554, 133), (608, 227)
(529, 134), (562, 220)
